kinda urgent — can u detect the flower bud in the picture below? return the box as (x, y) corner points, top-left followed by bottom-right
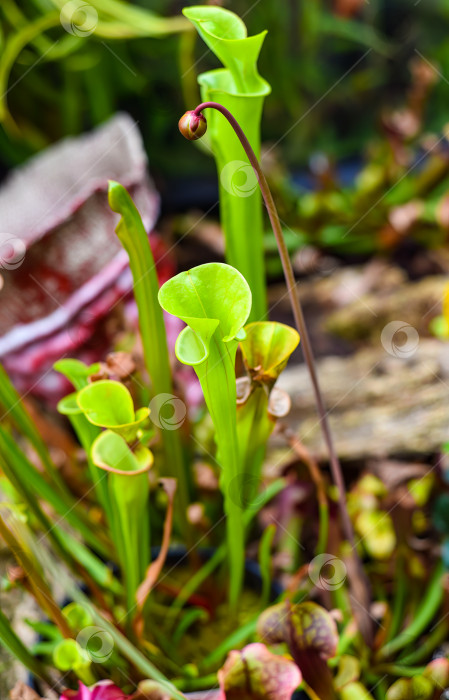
(178, 111), (207, 140)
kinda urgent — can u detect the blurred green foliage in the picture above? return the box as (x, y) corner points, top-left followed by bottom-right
(0, 0), (448, 179)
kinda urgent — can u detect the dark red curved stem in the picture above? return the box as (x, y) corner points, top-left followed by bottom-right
(194, 102), (353, 542)
(193, 101), (373, 642)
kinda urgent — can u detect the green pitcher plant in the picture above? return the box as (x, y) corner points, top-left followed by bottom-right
(56, 359), (114, 537)
(158, 261), (251, 607)
(58, 375), (154, 616)
(108, 180), (191, 541)
(236, 321), (300, 508)
(91, 429), (153, 617)
(183, 5), (271, 322)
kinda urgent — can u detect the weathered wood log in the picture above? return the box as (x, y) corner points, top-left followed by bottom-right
(325, 274), (447, 343)
(276, 339), (449, 460)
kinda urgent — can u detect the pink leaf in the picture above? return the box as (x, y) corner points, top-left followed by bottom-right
(257, 602), (338, 700)
(218, 643), (301, 700)
(61, 682), (127, 700)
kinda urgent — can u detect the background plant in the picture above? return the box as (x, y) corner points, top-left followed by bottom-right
(1, 1), (446, 183)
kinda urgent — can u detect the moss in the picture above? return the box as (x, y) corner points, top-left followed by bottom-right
(147, 565), (262, 673)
